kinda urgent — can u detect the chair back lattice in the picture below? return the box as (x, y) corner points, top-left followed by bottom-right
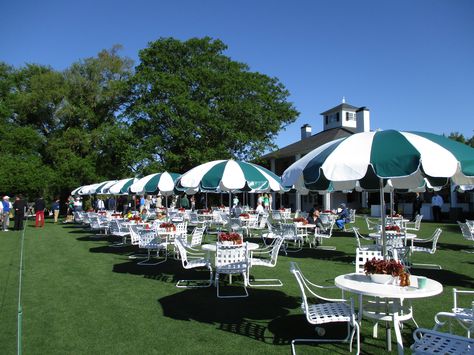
(429, 228), (443, 254)
(190, 226), (205, 247)
(458, 222), (474, 241)
(355, 248), (383, 274)
(269, 237), (285, 266)
(109, 219), (120, 235)
(129, 225), (141, 245)
(349, 209), (356, 223)
(215, 243), (248, 274)
(175, 237), (191, 268)
(138, 230), (161, 250)
(258, 214), (268, 228)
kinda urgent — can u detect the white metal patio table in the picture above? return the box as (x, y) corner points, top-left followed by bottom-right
(335, 272), (443, 354)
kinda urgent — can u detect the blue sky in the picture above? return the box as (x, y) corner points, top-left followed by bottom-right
(1, 0), (473, 149)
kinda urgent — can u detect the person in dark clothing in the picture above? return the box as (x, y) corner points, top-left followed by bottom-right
(412, 192), (423, 219)
(35, 197), (46, 227)
(13, 195), (27, 231)
(108, 197), (116, 211)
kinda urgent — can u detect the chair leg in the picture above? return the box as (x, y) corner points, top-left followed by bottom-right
(216, 273), (249, 298)
(138, 248), (168, 266)
(176, 265), (213, 288)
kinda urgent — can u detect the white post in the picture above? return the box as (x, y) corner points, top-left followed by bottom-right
(295, 154), (301, 212)
(270, 158), (276, 210)
(323, 193), (331, 211)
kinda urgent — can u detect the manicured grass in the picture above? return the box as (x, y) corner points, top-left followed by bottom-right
(0, 216), (473, 354)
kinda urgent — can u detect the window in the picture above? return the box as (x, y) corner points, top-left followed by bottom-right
(325, 115), (328, 125)
(346, 112), (356, 121)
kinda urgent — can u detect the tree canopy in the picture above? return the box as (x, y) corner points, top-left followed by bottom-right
(0, 38), (299, 201)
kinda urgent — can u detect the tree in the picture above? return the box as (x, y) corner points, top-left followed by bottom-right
(126, 37), (299, 173)
(448, 132), (474, 148)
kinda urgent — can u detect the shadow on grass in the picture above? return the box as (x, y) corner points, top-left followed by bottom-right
(410, 267), (474, 288)
(158, 287), (300, 345)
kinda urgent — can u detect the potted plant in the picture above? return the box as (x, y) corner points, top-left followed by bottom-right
(364, 258), (406, 284)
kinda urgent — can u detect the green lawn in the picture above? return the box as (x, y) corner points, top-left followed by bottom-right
(0, 216), (472, 354)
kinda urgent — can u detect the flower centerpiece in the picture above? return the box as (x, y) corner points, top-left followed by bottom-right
(178, 207), (185, 212)
(391, 213), (402, 218)
(239, 213), (250, 219)
(293, 217), (308, 225)
(128, 215), (142, 223)
(323, 210), (334, 214)
(364, 258), (410, 285)
(279, 208), (285, 211)
(218, 232), (243, 245)
(385, 225), (401, 232)
(159, 222), (176, 232)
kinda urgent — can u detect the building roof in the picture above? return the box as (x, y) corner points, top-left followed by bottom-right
(262, 126), (357, 160)
(320, 103), (359, 115)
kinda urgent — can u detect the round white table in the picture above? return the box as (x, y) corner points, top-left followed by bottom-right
(368, 232), (417, 246)
(201, 242), (260, 252)
(335, 273), (443, 353)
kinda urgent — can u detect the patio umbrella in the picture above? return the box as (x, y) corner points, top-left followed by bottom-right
(108, 178), (138, 195)
(71, 186), (83, 196)
(282, 129), (474, 257)
(178, 159), (288, 193)
(95, 180), (119, 194)
(78, 183), (103, 195)
(129, 172), (181, 196)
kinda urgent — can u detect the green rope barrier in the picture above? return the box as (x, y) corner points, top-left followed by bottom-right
(17, 215), (27, 355)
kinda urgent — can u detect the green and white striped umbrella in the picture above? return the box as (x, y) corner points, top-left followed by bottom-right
(78, 183), (103, 195)
(108, 178), (138, 195)
(282, 130), (474, 192)
(178, 159), (287, 192)
(282, 130), (474, 257)
(129, 172), (181, 196)
(95, 180), (119, 194)
(71, 186), (84, 196)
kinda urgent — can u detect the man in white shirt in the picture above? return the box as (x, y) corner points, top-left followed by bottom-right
(255, 201), (265, 214)
(431, 192), (443, 222)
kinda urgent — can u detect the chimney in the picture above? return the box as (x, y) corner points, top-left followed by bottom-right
(301, 124), (312, 140)
(356, 107), (370, 133)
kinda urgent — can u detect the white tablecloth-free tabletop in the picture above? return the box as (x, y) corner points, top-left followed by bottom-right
(201, 242), (260, 252)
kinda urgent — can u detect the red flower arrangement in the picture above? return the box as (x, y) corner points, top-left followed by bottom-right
(219, 205), (225, 209)
(279, 208), (285, 211)
(128, 215), (142, 222)
(218, 232), (242, 244)
(391, 213), (402, 218)
(324, 210), (335, 214)
(386, 225), (401, 232)
(239, 213), (250, 219)
(293, 217), (308, 225)
(364, 258), (405, 277)
(159, 222), (176, 231)
(178, 208), (185, 212)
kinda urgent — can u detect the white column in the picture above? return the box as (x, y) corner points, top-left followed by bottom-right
(450, 181), (457, 208)
(323, 193), (331, 211)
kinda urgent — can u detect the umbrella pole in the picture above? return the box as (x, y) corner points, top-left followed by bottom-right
(380, 178), (387, 259)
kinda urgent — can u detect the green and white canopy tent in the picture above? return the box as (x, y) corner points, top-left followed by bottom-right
(282, 129), (474, 256)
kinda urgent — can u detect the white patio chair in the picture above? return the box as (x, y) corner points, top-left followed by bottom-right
(280, 222), (304, 254)
(137, 228), (168, 266)
(187, 226), (205, 248)
(405, 214), (423, 232)
(89, 216), (109, 236)
(229, 218), (245, 236)
(457, 221), (474, 253)
(73, 211), (84, 224)
(312, 220), (336, 250)
(434, 288), (474, 338)
(365, 216), (381, 232)
(261, 220), (279, 246)
(108, 219), (130, 247)
(466, 220), (474, 232)
(128, 225), (149, 260)
(174, 237), (212, 288)
(247, 236), (284, 287)
(352, 227), (379, 251)
(215, 242), (249, 298)
(355, 248), (417, 339)
(410, 228), (443, 269)
(289, 262), (360, 355)
(410, 327), (474, 355)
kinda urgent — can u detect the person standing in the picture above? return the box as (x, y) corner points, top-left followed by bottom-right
(180, 194), (190, 210)
(34, 196), (46, 227)
(2, 196), (11, 231)
(431, 192), (444, 222)
(51, 199), (60, 223)
(413, 192), (423, 219)
(263, 194), (270, 210)
(13, 195), (26, 231)
(190, 196), (196, 211)
(108, 196), (116, 211)
(97, 198), (105, 211)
